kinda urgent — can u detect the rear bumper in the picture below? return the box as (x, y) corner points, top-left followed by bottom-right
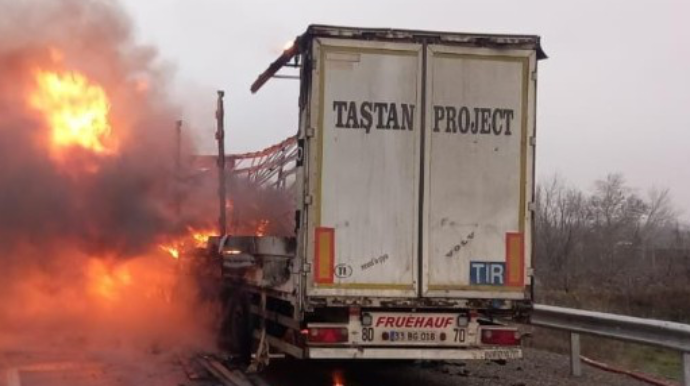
(307, 346), (522, 360)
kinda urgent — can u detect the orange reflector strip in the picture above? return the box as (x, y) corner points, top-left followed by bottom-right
(314, 227), (335, 284)
(505, 232), (524, 286)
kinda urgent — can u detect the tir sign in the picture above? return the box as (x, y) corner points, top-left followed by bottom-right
(470, 262), (505, 286)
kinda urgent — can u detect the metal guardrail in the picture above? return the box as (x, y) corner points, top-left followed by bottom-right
(531, 304), (690, 385)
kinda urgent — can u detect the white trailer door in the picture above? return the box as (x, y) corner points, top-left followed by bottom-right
(307, 38), (422, 297)
(422, 46), (536, 298)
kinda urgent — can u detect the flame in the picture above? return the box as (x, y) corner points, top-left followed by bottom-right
(158, 226), (215, 260)
(188, 227), (215, 248)
(87, 259), (132, 302)
(29, 69), (116, 157)
(159, 244), (180, 259)
(332, 370), (345, 386)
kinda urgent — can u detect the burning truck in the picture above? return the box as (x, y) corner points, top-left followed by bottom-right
(202, 25), (547, 368)
(0, 4), (545, 370)
(0, 0), (545, 366)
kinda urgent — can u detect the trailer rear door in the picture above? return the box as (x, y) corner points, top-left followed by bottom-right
(306, 38), (422, 297)
(306, 37), (536, 300)
(421, 45), (536, 298)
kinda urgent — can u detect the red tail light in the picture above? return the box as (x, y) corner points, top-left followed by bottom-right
(307, 327), (349, 343)
(481, 328), (520, 346)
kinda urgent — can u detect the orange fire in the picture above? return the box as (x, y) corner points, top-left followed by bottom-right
(188, 227), (215, 248)
(332, 370), (345, 386)
(158, 227), (216, 260)
(87, 259), (132, 302)
(159, 245), (180, 259)
(28, 69), (116, 158)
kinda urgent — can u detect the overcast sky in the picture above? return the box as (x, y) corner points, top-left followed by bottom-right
(120, 0), (690, 218)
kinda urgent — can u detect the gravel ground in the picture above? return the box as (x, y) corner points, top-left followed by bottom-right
(263, 348), (653, 386)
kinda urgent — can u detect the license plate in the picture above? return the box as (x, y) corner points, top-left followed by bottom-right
(388, 330), (441, 342)
(360, 312), (468, 346)
(485, 349), (522, 360)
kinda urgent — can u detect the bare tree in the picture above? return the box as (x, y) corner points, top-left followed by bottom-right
(639, 188), (677, 246)
(589, 174), (646, 239)
(535, 173), (688, 320)
(535, 175), (588, 292)
(587, 174), (647, 282)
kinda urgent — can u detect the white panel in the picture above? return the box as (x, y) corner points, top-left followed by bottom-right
(309, 38), (422, 297)
(423, 46), (535, 296)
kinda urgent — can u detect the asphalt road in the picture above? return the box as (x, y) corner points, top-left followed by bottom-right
(1, 348), (656, 386)
(261, 348), (652, 386)
(0, 349), (185, 386)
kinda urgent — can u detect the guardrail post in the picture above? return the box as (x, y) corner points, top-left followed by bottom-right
(570, 332), (582, 377)
(683, 352), (690, 386)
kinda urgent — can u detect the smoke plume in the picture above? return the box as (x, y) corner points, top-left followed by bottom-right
(0, 0), (215, 372)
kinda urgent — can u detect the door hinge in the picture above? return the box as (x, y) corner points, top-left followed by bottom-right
(530, 136), (536, 146)
(305, 127), (316, 138)
(531, 70), (537, 81)
(304, 194), (314, 205)
(302, 262), (312, 273)
(528, 201), (537, 212)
